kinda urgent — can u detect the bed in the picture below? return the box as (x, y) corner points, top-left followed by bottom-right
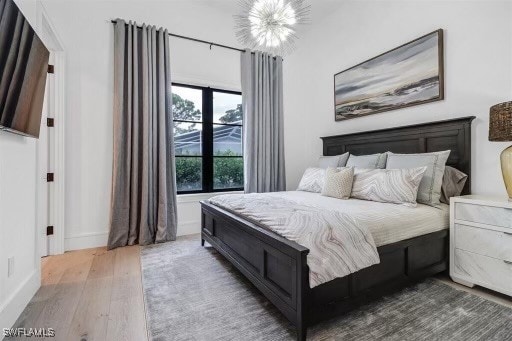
(200, 116), (475, 340)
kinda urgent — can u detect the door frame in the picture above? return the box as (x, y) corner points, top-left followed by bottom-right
(36, 2), (66, 256)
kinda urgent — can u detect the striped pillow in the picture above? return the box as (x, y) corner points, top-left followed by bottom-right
(297, 167), (326, 193)
(386, 151), (451, 207)
(351, 167), (427, 207)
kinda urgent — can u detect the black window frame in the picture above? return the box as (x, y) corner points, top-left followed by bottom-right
(173, 83), (243, 194)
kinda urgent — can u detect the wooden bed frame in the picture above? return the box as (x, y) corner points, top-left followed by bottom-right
(200, 117), (475, 340)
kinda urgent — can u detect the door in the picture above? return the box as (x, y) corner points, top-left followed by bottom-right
(37, 54), (54, 257)
(37, 3), (66, 256)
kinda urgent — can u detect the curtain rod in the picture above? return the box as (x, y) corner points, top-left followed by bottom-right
(110, 19), (282, 60)
(111, 19), (244, 53)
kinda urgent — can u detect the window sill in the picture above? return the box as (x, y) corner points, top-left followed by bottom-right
(177, 190), (244, 204)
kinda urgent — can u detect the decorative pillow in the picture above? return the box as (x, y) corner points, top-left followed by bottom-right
(318, 152), (349, 168)
(346, 153), (387, 169)
(440, 166), (468, 204)
(321, 167), (354, 199)
(386, 150), (451, 207)
(297, 168), (326, 193)
(351, 167), (427, 207)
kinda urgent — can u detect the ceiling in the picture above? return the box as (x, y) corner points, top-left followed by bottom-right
(43, 0), (343, 22)
(199, 0), (343, 22)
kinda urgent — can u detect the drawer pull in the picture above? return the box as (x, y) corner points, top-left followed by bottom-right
(505, 260), (512, 265)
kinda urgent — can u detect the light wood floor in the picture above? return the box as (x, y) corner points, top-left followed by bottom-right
(13, 245), (511, 341)
(13, 246), (147, 341)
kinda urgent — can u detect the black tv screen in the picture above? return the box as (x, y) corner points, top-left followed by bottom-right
(0, 0), (50, 138)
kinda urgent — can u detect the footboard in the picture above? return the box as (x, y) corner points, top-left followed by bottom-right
(200, 201), (310, 339)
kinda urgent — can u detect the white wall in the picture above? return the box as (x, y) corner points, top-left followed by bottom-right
(37, 0), (243, 249)
(284, 0), (512, 197)
(0, 0), (41, 330)
(0, 134), (40, 330)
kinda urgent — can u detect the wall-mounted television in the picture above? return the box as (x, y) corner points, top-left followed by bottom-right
(0, 0), (50, 139)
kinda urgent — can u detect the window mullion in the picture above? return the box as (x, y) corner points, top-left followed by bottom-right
(203, 88), (214, 193)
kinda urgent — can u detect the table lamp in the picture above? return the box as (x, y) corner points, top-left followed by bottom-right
(489, 101), (512, 200)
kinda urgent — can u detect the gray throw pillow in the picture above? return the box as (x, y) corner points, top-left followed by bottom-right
(321, 167), (354, 199)
(318, 152), (349, 168)
(386, 150), (451, 207)
(297, 168), (326, 193)
(351, 167), (427, 207)
(440, 166), (468, 204)
(346, 153), (387, 169)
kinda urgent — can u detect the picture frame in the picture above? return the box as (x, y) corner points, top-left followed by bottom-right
(334, 29), (444, 121)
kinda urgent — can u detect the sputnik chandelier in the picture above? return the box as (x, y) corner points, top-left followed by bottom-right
(235, 0), (310, 55)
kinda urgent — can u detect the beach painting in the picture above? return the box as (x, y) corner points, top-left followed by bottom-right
(334, 30), (444, 121)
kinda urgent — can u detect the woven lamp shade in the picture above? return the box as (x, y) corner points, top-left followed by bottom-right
(489, 101), (512, 142)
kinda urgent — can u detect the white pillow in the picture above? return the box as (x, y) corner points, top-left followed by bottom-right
(321, 167), (354, 199)
(346, 153), (387, 169)
(318, 152), (349, 168)
(297, 168), (326, 193)
(351, 167), (427, 207)
(386, 150), (451, 207)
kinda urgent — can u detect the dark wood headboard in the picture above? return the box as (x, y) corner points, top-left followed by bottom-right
(321, 116), (476, 194)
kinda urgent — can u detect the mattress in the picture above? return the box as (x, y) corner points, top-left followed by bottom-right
(246, 191), (449, 247)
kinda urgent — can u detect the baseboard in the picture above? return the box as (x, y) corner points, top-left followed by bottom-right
(64, 223), (200, 251)
(0, 269), (40, 330)
(64, 231), (108, 251)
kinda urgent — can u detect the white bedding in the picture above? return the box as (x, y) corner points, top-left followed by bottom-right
(208, 191), (449, 287)
(209, 192), (380, 288)
(276, 191), (449, 247)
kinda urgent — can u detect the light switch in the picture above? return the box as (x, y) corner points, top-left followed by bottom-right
(7, 257), (14, 278)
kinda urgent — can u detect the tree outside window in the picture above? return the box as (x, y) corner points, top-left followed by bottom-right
(173, 85), (243, 193)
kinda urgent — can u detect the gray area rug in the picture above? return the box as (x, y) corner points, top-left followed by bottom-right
(141, 236), (512, 341)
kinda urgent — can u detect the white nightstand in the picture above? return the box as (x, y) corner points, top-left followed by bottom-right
(450, 195), (512, 296)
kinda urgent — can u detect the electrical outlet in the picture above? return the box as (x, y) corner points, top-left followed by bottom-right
(7, 257), (14, 278)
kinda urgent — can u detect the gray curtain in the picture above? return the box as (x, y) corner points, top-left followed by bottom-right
(108, 20), (177, 250)
(241, 50), (286, 193)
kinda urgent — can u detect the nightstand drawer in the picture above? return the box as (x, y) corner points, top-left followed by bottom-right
(455, 203), (512, 228)
(454, 249), (512, 292)
(455, 224), (512, 261)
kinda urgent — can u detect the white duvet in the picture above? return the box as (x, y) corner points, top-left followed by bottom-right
(286, 191), (449, 247)
(209, 192), (380, 288)
(209, 191), (449, 288)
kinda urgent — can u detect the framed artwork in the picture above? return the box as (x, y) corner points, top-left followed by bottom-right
(334, 29), (444, 121)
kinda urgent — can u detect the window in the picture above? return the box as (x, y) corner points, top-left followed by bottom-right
(173, 83), (243, 194)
